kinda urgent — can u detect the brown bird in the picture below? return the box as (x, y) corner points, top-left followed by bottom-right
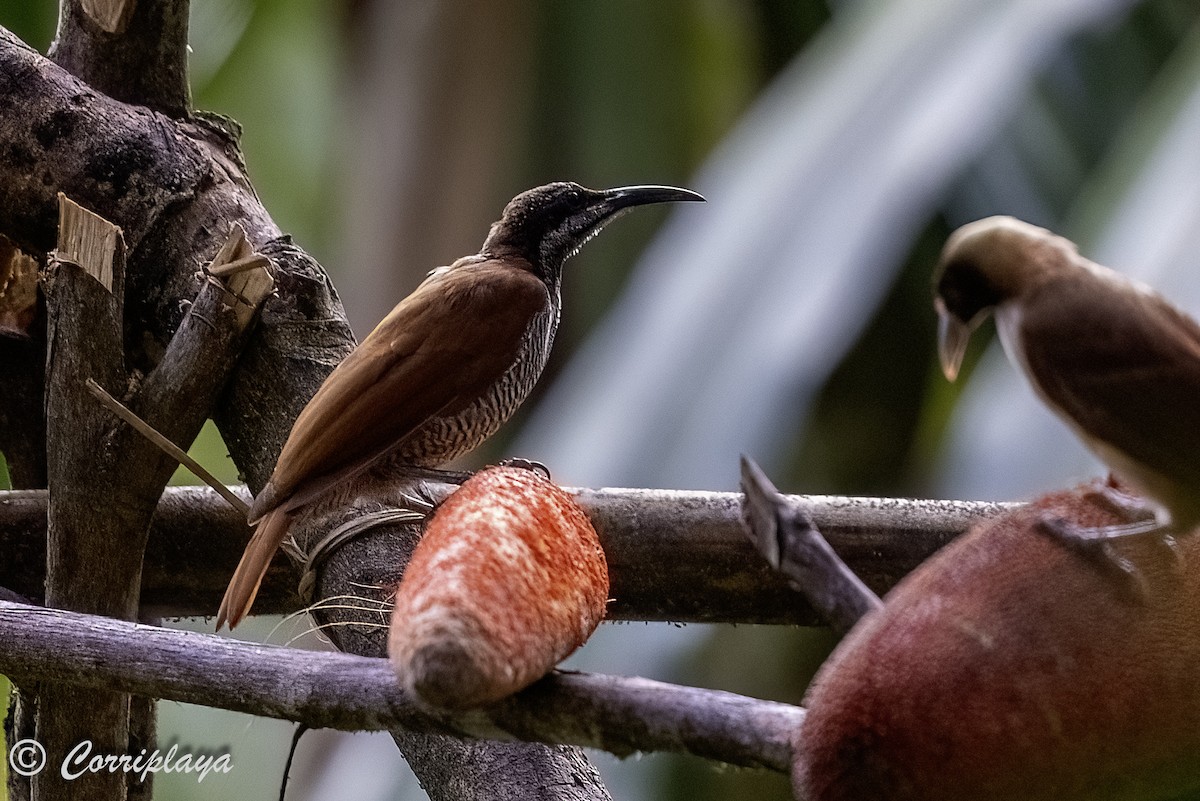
(934, 216), (1200, 555)
(217, 182), (704, 628)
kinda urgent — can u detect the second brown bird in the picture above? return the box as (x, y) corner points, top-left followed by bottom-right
(933, 216), (1200, 549)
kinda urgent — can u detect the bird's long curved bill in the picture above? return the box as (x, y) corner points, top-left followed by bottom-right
(601, 185), (706, 211)
(936, 302), (971, 382)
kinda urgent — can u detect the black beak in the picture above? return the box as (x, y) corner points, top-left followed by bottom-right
(597, 185), (706, 216)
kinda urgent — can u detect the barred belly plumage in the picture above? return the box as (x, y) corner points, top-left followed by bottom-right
(395, 295), (559, 468)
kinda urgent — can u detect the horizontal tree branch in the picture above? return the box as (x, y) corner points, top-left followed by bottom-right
(0, 484), (1010, 625)
(0, 600), (804, 772)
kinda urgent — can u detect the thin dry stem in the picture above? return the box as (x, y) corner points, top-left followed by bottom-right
(84, 377), (250, 517)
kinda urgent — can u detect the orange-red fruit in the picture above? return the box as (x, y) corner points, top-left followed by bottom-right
(388, 466), (608, 709)
(795, 485), (1200, 801)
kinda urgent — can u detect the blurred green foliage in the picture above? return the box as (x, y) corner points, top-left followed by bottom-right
(3, 2), (55, 52)
(526, 1), (758, 346)
(191, 0), (345, 267)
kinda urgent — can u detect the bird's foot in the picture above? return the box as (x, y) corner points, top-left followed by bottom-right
(1034, 512), (1180, 601)
(498, 457), (552, 482)
(1035, 514), (1150, 600)
(1081, 480), (1184, 568)
(1084, 479), (1158, 522)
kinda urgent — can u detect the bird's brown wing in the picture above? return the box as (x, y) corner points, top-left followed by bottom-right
(1018, 273), (1200, 489)
(257, 258), (550, 517)
(218, 259), (548, 628)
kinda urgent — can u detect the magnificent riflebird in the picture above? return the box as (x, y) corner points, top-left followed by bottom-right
(934, 215), (1200, 557)
(217, 182), (704, 628)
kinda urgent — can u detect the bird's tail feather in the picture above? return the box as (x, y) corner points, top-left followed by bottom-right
(217, 508), (291, 629)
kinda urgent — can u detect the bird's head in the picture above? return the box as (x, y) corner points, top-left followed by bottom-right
(482, 182), (704, 283)
(933, 216), (1075, 380)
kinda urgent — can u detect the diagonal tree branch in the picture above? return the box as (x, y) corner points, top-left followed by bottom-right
(0, 601), (805, 773)
(740, 457), (883, 635)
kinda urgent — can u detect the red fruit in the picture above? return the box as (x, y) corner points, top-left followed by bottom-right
(795, 484), (1200, 801)
(389, 466), (608, 709)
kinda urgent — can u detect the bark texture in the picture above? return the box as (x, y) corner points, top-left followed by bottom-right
(0, 485), (1003, 622)
(0, 601), (805, 774)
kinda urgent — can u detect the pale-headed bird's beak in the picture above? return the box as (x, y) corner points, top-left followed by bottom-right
(935, 297), (972, 382)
